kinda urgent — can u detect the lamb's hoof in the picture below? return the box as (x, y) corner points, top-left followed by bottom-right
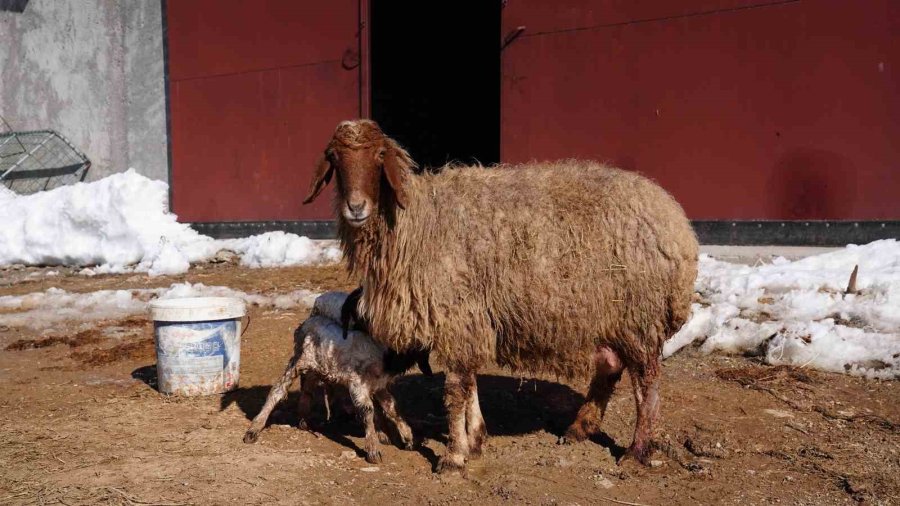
(377, 431), (391, 445)
(297, 419), (309, 431)
(365, 449), (383, 464)
(243, 430), (260, 444)
(618, 443), (652, 467)
(436, 455), (467, 477)
(401, 438), (415, 451)
(559, 426), (588, 445)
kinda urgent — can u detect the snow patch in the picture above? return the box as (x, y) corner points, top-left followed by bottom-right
(0, 283), (320, 330)
(666, 240), (900, 379)
(220, 232), (343, 268)
(0, 170), (341, 276)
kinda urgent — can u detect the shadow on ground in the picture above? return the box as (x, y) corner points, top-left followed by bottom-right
(220, 373), (626, 461)
(131, 364), (158, 391)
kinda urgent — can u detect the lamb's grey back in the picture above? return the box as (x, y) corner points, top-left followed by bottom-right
(296, 315), (386, 381)
(311, 291), (348, 322)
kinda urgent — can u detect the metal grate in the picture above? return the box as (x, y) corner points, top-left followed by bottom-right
(0, 130), (91, 194)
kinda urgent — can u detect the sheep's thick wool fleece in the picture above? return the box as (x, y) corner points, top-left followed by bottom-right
(345, 160), (698, 379)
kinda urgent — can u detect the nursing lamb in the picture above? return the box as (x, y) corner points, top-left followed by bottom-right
(243, 291), (430, 464)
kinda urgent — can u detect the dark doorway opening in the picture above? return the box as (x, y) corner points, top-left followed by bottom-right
(370, 0), (500, 170)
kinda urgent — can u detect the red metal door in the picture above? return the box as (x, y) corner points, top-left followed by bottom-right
(501, 0), (900, 220)
(167, 1), (361, 222)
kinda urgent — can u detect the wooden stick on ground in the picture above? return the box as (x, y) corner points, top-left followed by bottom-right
(846, 265), (859, 295)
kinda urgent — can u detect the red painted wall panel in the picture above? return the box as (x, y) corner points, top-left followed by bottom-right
(167, 1), (360, 221)
(503, 0), (782, 35)
(502, 0), (900, 220)
(167, 1), (358, 81)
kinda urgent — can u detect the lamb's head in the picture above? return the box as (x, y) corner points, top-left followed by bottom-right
(302, 120), (416, 228)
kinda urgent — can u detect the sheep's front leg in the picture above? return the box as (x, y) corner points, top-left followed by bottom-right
(374, 388), (414, 450)
(349, 380), (381, 464)
(465, 373), (486, 458)
(244, 355), (302, 443)
(437, 370), (470, 475)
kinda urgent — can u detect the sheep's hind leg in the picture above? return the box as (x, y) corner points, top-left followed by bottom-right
(349, 381), (382, 464)
(465, 373), (487, 458)
(562, 345), (623, 444)
(244, 354), (302, 443)
(374, 388), (414, 449)
(437, 370), (470, 475)
(619, 356), (661, 467)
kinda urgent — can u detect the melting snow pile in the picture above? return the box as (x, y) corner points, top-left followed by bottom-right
(0, 282), (320, 330)
(665, 240), (900, 379)
(0, 170), (341, 276)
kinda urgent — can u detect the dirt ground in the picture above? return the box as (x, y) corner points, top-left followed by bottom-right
(1, 262), (898, 505)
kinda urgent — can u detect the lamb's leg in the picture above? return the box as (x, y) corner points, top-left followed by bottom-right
(437, 370), (470, 475)
(374, 407), (391, 445)
(244, 354), (302, 443)
(465, 373), (487, 458)
(562, 345), (624, 444)
(619, 356), (661, 466)
(296, 372), (318, 431)
(349, 380), (381, 464)
(374, 388), (414, 450)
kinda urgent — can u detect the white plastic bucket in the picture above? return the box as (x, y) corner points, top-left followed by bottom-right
(149, 297), (246, 396)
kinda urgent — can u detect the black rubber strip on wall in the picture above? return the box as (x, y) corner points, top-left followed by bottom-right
(190, 220), (900, 246)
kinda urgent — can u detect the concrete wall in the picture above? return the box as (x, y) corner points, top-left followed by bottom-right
(0, 0), (167, 181)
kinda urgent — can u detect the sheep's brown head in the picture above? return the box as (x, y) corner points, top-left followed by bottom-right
(302, 120), (416, 228)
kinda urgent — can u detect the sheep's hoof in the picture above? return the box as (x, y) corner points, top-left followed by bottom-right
(436, 455), (467, 476)
(468, 436), (486, 459)
(398, 430), (415, 450)
(243, 430), (260, 444)
(618, 443), (653, 467)
(297, 419), (309, 431)
(365, 449), (383, 464)
(377, 431), (391, 445)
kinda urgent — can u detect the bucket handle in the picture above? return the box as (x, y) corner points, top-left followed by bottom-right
(241, 313), (251, 337)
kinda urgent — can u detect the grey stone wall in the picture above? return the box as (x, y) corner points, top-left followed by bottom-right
(0, 0), (167, 182)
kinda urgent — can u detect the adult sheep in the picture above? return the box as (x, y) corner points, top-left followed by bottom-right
(303, 120), (698, 474)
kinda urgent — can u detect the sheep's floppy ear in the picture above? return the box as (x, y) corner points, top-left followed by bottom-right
(302, 154), (333, 204)
(382, 140), (415, 210)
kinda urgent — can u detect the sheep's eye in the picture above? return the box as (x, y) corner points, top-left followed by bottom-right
(376, 149), (386, 160)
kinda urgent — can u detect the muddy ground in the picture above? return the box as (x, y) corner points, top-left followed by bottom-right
(0, 262), (897, 505)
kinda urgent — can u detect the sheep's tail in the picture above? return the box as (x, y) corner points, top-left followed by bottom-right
(341, 287), (364, 339)
(416, 349), (434, 376)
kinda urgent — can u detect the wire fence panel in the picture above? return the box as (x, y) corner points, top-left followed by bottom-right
(0, 130), (91, 194)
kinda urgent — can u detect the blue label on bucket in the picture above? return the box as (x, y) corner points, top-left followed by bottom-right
(157, 324), (230, 364)
(154, 319), (240, 395)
